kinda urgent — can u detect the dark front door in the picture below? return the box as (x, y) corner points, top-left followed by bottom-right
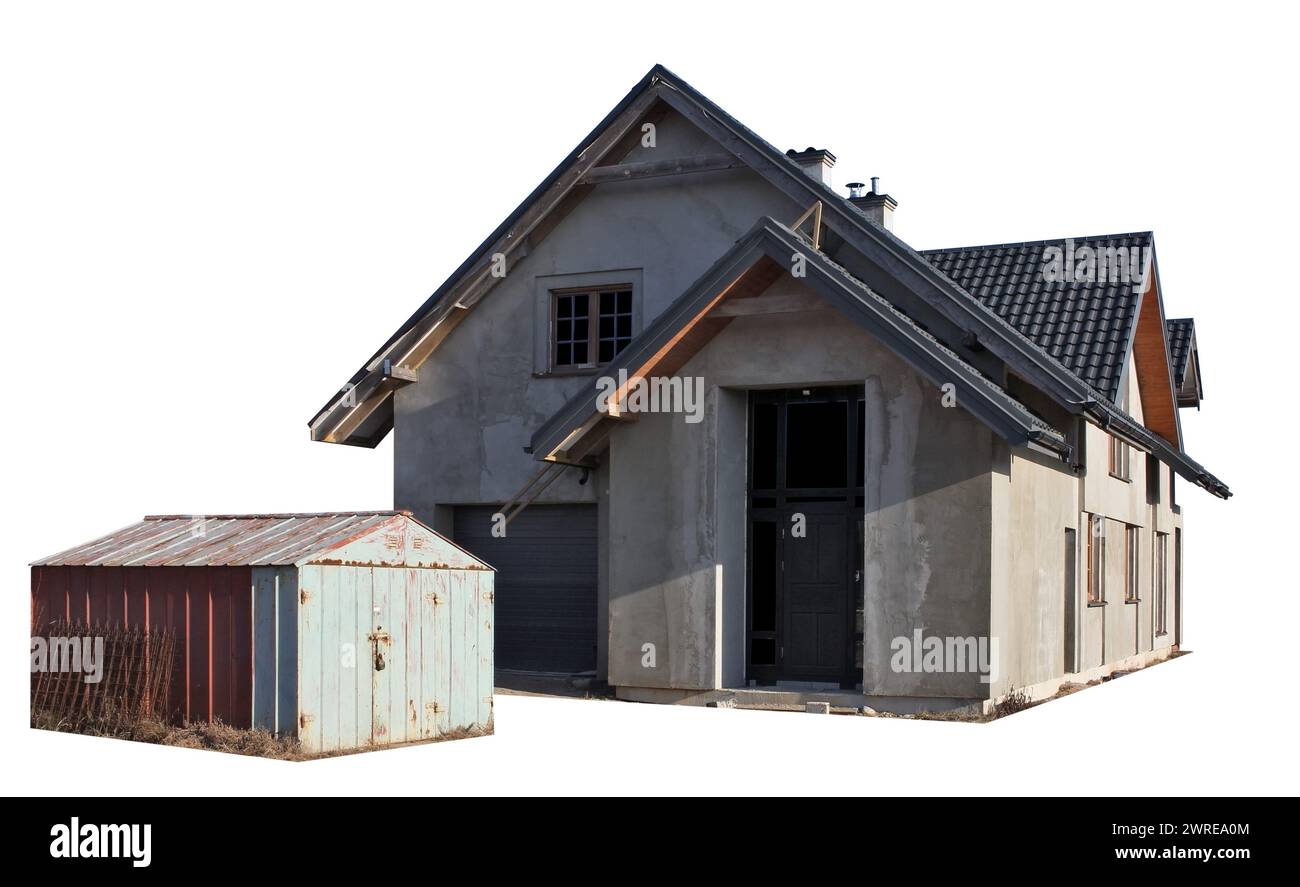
(783, 504), (850, 681)
(747, 387), (864, 686)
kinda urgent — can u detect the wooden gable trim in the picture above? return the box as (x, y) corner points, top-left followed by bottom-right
(1130, 271), (1182, 447)
(617, 256), (781, 393)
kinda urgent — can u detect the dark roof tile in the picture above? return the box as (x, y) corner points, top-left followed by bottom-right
(1166, 317), (1195, 387)
(920, 233), (1152, 404)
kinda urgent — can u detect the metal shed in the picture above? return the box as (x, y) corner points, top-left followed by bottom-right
(30, 511), (494, 754)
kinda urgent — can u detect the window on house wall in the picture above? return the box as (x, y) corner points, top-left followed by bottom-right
(1124, 525), (1140, 602)
(1146, 453), (1161, 503)
(1086, 514), (1106, 604)
(1108, 433), (1130, 481)
(1170, 466), (1178, 507)
(1155, 531), (1169, 635)
(551, 287), (633, 369)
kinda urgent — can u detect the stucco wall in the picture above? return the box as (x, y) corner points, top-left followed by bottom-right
(392, 109), (800, 520)
(606, 278), (996, 696)
(989, 444), (1078, 696)
(996, 348), (1187, 695)
(384, 103), (1191, 703)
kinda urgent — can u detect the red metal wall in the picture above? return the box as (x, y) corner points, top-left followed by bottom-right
(31, 565), (254, 728)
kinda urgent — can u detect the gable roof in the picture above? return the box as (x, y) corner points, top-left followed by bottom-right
(31, 511), (492, 569)
(308, 64), (1229, 498)
(920, 233), (1151, 404)
(531, 217), (1069, 464)
(308, 67), (673, 447)
(307, 62), (1105, 448)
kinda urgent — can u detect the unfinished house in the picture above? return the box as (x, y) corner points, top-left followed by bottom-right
(308, 65), (1229, 713)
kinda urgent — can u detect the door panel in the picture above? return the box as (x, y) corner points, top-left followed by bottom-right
(747, 388), (863, 686)
(454, 504), (596, 674)
(370, 567), (392, 744)
(784, 508), (849, 680)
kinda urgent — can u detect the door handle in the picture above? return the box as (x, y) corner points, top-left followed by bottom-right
(368, 629), (391, 671)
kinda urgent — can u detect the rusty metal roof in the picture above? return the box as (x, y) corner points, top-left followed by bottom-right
(32, 511), (417, 567)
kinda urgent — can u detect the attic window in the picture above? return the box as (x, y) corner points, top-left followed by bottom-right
(552, 287), (633, 369)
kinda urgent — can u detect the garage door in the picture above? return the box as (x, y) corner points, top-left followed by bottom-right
(453, 504), (597, 674)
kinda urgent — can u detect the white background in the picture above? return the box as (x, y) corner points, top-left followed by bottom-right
(3, 1), (1297, 796)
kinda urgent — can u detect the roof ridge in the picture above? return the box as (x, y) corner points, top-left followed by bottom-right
(919, 231), (1155, 254)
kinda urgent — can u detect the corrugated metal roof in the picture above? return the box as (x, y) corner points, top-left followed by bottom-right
(32, 512), (413, 567)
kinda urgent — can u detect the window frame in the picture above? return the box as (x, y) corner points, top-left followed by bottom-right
(1108, 433), (1131, 482)
(1154, 530), (1169, 635)
(548, 284), (634, 372)
(1124, 524), (1140, 603)
(532, 269), (642, 377)
(1086, 514), (1107, 606)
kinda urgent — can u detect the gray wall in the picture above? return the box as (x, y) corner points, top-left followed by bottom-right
(384, 101), (1185, 705)
(859, 360), (995, 700)
(392, 108), (800, 518)
(605, 279), (998, 697)
(991, 358), (1185, 698)
(989, 444), (1077, 696)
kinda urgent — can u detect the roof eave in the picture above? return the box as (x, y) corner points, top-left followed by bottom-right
(309, 65), (673, 444)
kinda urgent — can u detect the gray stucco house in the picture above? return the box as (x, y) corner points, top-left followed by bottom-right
(309, 65), (1229, 713)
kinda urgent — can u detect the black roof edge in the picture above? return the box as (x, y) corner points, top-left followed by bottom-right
(918, 230), (1155, 254)
(1090, 402), (1229, 498)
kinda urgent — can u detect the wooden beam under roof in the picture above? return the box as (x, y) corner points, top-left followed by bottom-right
(580, 152), (742, 185)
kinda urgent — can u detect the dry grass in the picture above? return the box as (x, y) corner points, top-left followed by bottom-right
(158, 721), (305, 759)
(32, 709), (304, 759)
(991, 687), (1035, 718)
(31, 708), (491, 760)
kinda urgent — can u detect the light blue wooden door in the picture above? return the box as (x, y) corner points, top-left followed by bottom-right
(369, 568), (393, 744)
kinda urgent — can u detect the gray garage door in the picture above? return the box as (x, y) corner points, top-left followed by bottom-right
(453, 504), (597, 674)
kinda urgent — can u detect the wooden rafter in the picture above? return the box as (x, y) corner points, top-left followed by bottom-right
(580, 152), (742, 185)
(790, 200), (823, 251)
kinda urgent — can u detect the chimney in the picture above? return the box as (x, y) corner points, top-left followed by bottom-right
(786, 147), (836, 187)
(847, 176), (897, 230)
